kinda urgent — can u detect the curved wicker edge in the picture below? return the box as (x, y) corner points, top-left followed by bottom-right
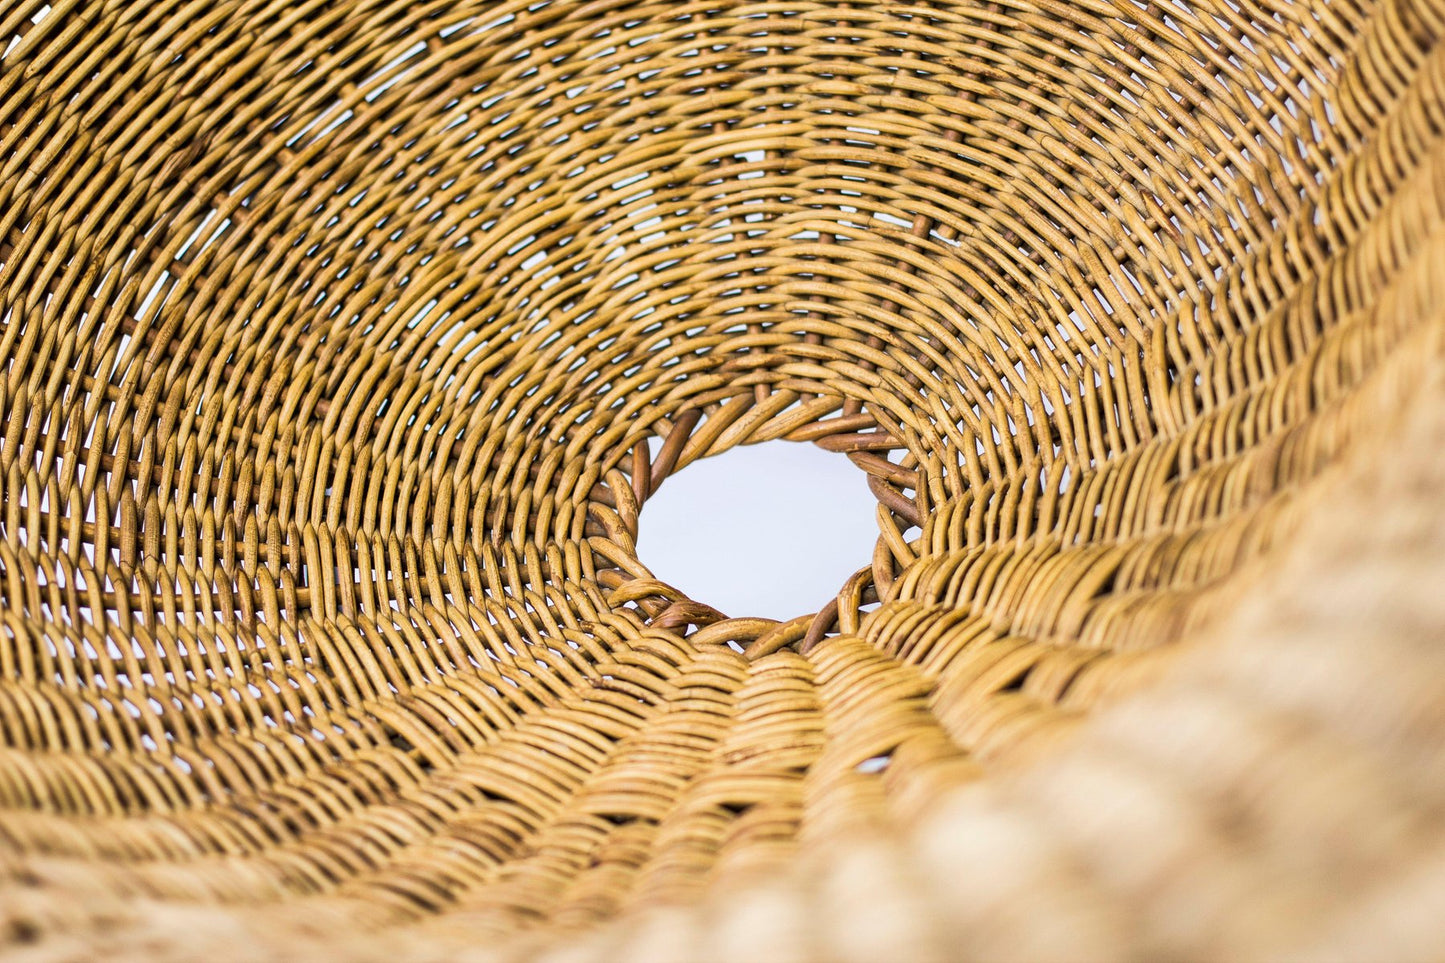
(4, 328), (1444, 963)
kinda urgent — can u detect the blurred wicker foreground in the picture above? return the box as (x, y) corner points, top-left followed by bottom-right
(3, 0), (1445, 958)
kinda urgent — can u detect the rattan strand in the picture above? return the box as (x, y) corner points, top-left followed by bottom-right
(2, 0), (1444, 957)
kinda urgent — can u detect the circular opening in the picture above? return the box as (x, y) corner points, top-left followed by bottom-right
(638, 440), (881, 621)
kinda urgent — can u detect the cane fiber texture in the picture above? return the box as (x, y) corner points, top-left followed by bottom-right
(2, 0), (1445, 958)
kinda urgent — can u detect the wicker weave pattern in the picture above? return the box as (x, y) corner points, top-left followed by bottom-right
(1, 0), (1443, 955)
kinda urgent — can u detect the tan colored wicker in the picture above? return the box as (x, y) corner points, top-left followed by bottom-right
(3, 0), (1445, 958)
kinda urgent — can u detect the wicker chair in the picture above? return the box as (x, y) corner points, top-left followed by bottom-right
(3, 0), (1445, 958)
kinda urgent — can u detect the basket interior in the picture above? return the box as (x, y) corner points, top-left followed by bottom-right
(0, 0), (1442, 944)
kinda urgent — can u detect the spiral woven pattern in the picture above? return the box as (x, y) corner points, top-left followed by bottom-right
(3, 0), (1445, 957)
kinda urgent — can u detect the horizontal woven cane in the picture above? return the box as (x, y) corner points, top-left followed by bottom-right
(3, 0), (1445, 958)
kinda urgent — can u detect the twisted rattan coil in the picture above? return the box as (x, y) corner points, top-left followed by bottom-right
(3, 0), (1445, 958)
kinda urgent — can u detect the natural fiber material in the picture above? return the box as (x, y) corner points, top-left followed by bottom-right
(2, 0), (1444, 958)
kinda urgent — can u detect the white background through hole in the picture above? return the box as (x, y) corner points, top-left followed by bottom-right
(638, 440), (882, 621)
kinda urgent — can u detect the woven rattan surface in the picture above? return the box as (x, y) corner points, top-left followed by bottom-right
(2, 0), (1445, 958)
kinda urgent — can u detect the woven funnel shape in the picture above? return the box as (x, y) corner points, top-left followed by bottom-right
(4, 0), (1445, 958)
